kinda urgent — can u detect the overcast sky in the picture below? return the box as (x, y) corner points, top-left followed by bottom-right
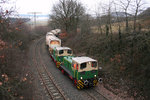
(12, 0), (150, 15)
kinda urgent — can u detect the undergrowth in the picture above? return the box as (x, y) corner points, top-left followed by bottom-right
(63, 31), (150, 99)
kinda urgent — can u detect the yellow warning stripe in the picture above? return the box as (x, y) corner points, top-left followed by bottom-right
(78, 80), (84, 84)
(76, 80), (85, 89)
(78, 80), (84, 85)
(78, 83), (84, 87)
(77, 86), (80, 89)
(78, 85), (83, 89)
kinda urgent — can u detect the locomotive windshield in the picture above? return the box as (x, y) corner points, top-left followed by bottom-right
(80, 63), (86, 70)
(59, 50), (64, 54)
(67, 50), (72, 54)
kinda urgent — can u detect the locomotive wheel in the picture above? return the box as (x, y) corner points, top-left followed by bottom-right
(73, 79), (77, 86)
(56, 62), (60, 68)
(61, 69), (64, 74)
(56, 62), (57, 66)
(57, 65), (59, 68)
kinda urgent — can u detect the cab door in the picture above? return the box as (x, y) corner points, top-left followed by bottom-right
(72, 63), (78, 79)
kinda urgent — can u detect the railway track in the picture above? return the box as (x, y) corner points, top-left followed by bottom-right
(32, 38), (67, 100)
(84, 88), (108, 100)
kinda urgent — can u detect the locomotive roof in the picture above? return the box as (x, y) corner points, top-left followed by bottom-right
(64, 56), (74, 64)
(55, 47), (71, 51)
(72, 57), (97, 64)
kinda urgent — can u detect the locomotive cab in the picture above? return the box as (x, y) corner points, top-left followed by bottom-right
(54, 47), (73, 68)
(72, 57), (98, 89)
(55, 47), (73, 57)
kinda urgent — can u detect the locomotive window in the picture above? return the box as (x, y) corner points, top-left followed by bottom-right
(67, 50), (72, 54)
(92, 62), (97, 68)
(59, 50), (64, 54)
(80, 63), (86, 70)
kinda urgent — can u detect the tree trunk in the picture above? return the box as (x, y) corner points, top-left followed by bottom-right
(106, 25), (109, 37)
(125, 12), (129, 33)
(133, 15), (137, 31)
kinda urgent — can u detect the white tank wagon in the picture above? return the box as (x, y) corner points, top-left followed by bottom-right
(51, 30), (57, 35)
(51, 29), (61, 36)
(46, 32), (54, 43)
(55, 29), (61, 34)
(46, 36), (61, 54)
(46, 32), (54, 46)
(46, 32), (54, 36)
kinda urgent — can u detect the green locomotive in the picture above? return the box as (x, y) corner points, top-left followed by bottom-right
(60, 56), (98, 89)
(51, 47), (73, 68)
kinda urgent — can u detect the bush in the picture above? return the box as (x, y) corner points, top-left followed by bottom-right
(0, 17), (34, 99)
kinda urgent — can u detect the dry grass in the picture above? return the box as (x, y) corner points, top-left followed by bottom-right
(91, 20), (150, 34)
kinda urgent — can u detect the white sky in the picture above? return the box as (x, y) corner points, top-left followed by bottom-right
(12, 0), (150, 15)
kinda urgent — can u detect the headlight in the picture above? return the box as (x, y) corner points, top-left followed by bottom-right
(94, 75), (96, 77)
(80, 77), (83, 79)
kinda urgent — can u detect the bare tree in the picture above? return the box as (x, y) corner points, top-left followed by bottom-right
(119, 0), (131, 33)
(132, 0), (144, 32)
(80, 14), (92, 34)
(104, 2), (113, 40)
(50, 0), (85, 33)
(95, 3), (103, 34)
(114, 2), (122, 47)
(101, 2), (113, 38)
(107, 3), (113, 36)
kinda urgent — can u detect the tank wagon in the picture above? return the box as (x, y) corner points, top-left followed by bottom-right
(51, 30), (57, 35)
(51, 29), (61, 37)
(46, 34), (61, 54)
(55, 29), (61, 34)
(60, 56), (98, 89)
(46, 32), (54, 46)
(46, 32), (54, 36)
